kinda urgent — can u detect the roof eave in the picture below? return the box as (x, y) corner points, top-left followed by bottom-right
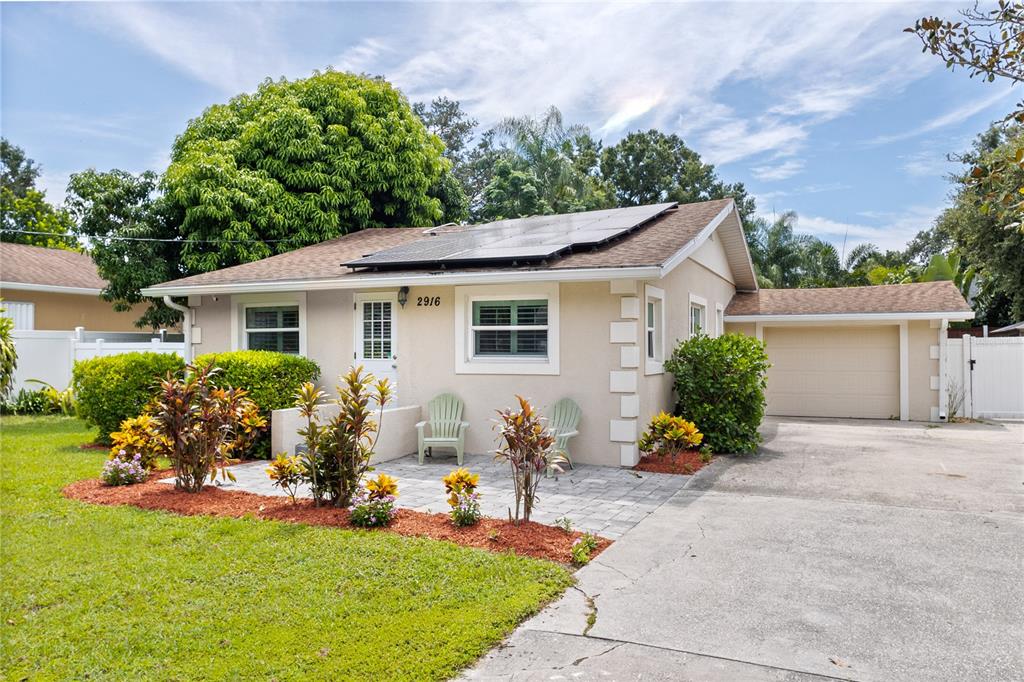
(724, 311), (976, 323)
(0, 281), (104, 296)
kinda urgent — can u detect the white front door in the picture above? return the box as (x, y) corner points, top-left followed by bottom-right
(354, 293), (398, 403)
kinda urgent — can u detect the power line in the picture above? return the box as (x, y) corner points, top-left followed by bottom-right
(0, 229), (296, 244)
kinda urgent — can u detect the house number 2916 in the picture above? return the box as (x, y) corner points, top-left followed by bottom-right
(417, 296), (441, 307)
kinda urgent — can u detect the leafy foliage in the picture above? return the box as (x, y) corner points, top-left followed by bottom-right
(664, 334), (770, 455)
(480, 160), (551, 220)
(444, 468), (482, 526)
(494, 395), (565, 523)
(194, 350), (319, 457)
(0, 304), (17, 401)
(65, 169), (182, 329)
(108, 413), (171, 470)
(1, 139), (77, 249)
(164, 71), (446, 276)
(348, 477), (399, 528)
(266, 454), (304, 503)
(571, 532), (600, 566)
(288, 367), (393, 508)
(907, 1), (1024, 225)
(638, 412), (704, 456)
(72, 352), (186, 443)
(100, 453), (148, 486)
(0, 388), (50, 415)
(151, 364), (264, 493)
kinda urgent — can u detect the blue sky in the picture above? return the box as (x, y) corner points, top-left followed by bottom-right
(1, 1), (1013, 255)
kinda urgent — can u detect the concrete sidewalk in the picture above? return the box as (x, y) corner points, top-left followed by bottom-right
(464, 418), (1024, 681)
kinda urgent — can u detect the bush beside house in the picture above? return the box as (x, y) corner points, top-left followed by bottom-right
(664, 333), (770, 455)
(72, 352), (185, 443)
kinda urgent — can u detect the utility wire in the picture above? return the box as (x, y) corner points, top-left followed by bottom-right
(0, 228), (296, 244)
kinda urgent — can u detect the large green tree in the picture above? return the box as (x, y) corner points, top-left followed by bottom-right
(414, 96), (474, 223)
(0, 139), (77, 249)
(65, 169), (182, 329)
(600, 130), (755, 223)
(479, 159), (551, 220)
(164, 70), (448, 274)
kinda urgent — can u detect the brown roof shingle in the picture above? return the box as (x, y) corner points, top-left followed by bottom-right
(147, 199), (735, 291)
(725, 281), (973, 316)
(0, 242), (108, 290)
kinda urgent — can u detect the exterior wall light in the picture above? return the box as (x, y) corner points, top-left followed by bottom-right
(398, 286), (409, 308)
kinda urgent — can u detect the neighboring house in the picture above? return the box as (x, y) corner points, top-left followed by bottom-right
(141, 199), (974, 466)
(0, 242), (146, 331)
(990, 321), (1024, 337)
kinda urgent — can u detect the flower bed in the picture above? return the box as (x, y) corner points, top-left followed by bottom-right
(633, 450), (710, 475)
(62, 471), (610, 564)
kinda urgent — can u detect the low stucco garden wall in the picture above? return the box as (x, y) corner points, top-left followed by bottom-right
(271, 404), (422, 464)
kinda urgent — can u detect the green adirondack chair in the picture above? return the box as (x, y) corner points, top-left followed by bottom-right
(550, 397), (582, 469)
(416, 393), (470, 465)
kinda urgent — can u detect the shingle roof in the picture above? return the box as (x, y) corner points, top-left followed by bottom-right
(146, 198), (738, 291)
(0, 242), (108, 290)
(725, 281), (973, 316)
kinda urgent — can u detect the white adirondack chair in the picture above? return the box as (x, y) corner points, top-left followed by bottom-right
(416, 393), (470, 465)
(549, 397), (581, 469)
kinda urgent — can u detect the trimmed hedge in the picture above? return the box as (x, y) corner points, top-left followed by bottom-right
(664, 333), (770, 455)
(194, 350), (321, 415)
(73, 352), (185, 443)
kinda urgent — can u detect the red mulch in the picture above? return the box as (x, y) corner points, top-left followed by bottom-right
(62, 471), (610, 564)
(633, 450), (709, 475)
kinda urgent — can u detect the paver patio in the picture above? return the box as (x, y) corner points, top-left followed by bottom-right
(170, 453), (692, 539)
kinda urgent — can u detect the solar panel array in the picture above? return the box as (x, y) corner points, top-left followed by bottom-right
(345, 202), (677, 269)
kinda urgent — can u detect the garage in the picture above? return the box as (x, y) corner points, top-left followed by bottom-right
(763, 325), (899, 419)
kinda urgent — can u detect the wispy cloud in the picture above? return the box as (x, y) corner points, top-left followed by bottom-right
(870, 87), (1015, 145)
(752, 159), (805, 182)
(796, 205), (940, 253)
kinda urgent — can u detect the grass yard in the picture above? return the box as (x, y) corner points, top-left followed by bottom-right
(0, 416), (572, 681)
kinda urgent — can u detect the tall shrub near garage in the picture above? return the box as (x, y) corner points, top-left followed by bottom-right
(194, 350), (320, 457)
(664, 333), (769, 455)
(72, 352), (185, 443)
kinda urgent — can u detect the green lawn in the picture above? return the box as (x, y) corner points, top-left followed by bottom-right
(0, 416), (572, 681)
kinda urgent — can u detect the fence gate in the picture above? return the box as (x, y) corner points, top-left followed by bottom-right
(947, 335), (1024, 420)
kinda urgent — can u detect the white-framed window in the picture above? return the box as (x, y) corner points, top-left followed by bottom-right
(689, 293), (707, 339)
(715, 303), (725, 337)
(230, 292), (307, 356)
(645, 284), (665, 374)
(455, 282), (559, 375)
(245, 305), (300, 353)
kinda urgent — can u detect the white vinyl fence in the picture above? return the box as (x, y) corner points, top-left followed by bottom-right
(9, 328), (184, 394)
(947, 335), (1024, 420)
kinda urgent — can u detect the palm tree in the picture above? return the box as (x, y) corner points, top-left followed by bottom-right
(746, 212), (812, 288)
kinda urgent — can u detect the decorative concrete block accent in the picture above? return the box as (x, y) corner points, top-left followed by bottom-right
(610, 279), (637, 295)
(609, 419), (637, 443)
(930, 375), (940, 391)
(929, 345), (940, 360)
(620, 296), (640, 319)
(620, 394), (639, 418)
(620, 345), (640, 368)
(609, 370), (638, 393)
(610, 321), (638, 344)
(620, 443), (639, 467)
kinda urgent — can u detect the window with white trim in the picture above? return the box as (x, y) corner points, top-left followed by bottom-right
(689, 301), (706, 338)
(715, 304), (724, 337)
(645, 285), (665, 374)
(245, 305), (300, 353)
(471, 299), (548, 357)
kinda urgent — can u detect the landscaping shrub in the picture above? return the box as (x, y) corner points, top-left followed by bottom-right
(443, 468), (482, 527)
(100, 453), (148, 486)
(571, 532), (599, 566)
(0, 303), (16, 401)
(349, 473), (399, 527)
(266, 454), (303, 503)
(664, 333), (769, 455)
(151, 364), (264, 493)
(495, 395), (566, 523)
(108, 414), (171, 470)
(195, 351), (320, 456)
(285, 370), (392, 508)
(1, 388), (50, 415)
(638, 412), (703, 456)
(72, 352), (185, 443)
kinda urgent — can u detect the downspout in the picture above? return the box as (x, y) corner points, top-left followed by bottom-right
(163, 295), (192, 364)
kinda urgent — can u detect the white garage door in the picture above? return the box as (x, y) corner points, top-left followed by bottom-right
(764, 326), (899, 419)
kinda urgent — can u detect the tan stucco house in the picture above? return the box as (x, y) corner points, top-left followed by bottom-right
(141, 199), (974, 466)
(0, 242), (147, 332)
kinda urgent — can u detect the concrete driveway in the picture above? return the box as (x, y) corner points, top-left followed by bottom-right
(465, 418), (1024, 681)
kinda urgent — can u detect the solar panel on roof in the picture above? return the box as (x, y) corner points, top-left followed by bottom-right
(345, 202), (676, 269)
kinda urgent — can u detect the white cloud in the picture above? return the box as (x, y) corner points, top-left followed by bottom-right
(752, 159), (805, 182)
(796, 205), (940, 253)
(870, 87), (1015, 145)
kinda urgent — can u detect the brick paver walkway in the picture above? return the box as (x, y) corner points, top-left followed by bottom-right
(177, 453), (691, 539)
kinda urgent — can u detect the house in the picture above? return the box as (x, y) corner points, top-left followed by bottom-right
(140, 199), (974, 466)
(0, 242), (147, 332)
(990, 321), (1024, 337)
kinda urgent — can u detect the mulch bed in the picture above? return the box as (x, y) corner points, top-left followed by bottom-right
(62, 471), (610, 564)
(633, 450), (709, 475)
